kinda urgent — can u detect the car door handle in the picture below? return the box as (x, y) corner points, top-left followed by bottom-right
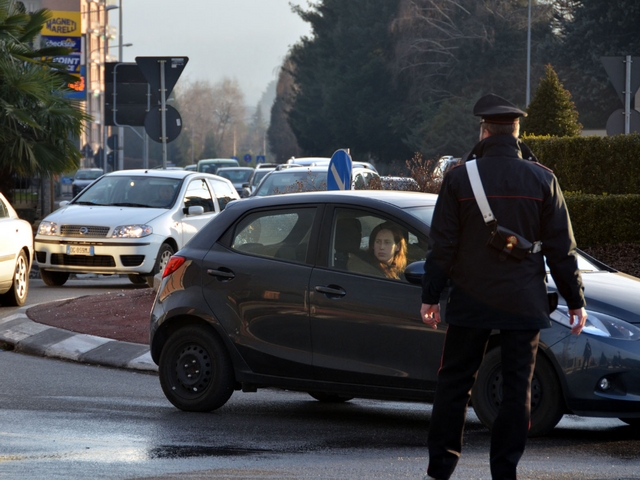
(207, 268), (235, 280)
(315, 285), (346, 297)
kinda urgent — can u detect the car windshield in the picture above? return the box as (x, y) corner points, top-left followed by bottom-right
(253, 170), (328, 196)
(217, 169), (253, 183)
(75, 170), (103, 180)
(73, 175), (183, 208)
(252, 169), (273, 186)
(404, 205), (435, 227)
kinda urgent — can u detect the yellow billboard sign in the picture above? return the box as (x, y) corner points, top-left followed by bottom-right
(42, 11), (81, 37)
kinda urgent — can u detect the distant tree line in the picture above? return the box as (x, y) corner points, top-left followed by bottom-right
(267, 0), (640, 171)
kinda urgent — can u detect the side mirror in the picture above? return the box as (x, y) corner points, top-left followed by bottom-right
(404, 261), (425, 285)
(184, 205), (205, 216)
(59, 200), (70, 208)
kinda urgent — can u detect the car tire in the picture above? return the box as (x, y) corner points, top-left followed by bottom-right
(0, 250), (29, 306)
(308, 392), (353, 403)
(159, 325), (235, 412)
(40, 269), (70, 287)
(472, 349), (564, 437)
(127, 274), (148, 285)
(145, 243), (174, 288)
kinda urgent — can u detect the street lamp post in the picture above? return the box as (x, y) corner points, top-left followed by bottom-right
(526, 0), (532, 106)
(117, 0), (125, 170)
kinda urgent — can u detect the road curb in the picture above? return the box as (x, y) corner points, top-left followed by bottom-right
(0, 307), (157, 373)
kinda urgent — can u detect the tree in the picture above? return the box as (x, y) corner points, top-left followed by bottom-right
(173, 77), (246, 161)
(268, 58), (301, 162)
(288, 0), (412, 165)
(0, 1), (87, 200)
(521, 64), (582, 137)
(550, 0), (640, 128)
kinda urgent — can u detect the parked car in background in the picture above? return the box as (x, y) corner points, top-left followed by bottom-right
(380, 176), (420, 191)
(215, 167), (255, 198)
(286, 157), (378, 173)
(151, 190), (640, 437)
(71, 168), (103, 197)
(184, 164), (197, 171)
(197, 158), (240, 174)
(35, 169), (239, 288)
(286, 156), (330, 167)
(433, 155), (460, 181)
(250, 165), (380, 197)
(0, 192), (33, 306)
(242, 164), (278, 197)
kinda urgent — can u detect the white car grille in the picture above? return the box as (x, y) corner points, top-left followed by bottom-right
(60, 225), (110, 237)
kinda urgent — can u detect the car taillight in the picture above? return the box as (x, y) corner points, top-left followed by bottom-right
(163, 255), (186, 278)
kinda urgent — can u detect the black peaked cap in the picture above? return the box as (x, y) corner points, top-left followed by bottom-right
(473, 93), (527, 124)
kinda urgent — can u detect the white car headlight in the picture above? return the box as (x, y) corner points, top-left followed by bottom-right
(551, 306), (640, 340)
(112, 225), (153, 238)
(37, 221), (59, 236)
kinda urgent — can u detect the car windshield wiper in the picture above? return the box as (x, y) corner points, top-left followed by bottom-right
(111, 202), (153, 208)
(74, 201), (102, 205)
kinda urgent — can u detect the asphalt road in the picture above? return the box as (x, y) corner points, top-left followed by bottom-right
(0, 274), (141, 316)
(2, 276), (640, 479)
(1, 350), (640, 479)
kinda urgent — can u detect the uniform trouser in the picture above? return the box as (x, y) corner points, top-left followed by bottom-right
(426, 325), (540, 480)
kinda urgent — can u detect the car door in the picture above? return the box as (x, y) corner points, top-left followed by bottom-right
(202, 206), (320, 378)
(180, 177), (218, 246)
(309, 206), (444, 390)
(0, 196), (15, 284)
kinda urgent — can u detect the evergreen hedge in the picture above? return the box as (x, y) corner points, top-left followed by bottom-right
(522, 134), (640, 247)
(524, 134), (640, 194)
(565, 193), (640, 247)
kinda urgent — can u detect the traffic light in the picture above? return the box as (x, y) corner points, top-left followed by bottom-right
(107, 152), (115, 170)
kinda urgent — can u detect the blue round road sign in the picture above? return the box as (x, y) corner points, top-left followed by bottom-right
(327, 149), (353, 191)
(244, 154), (252, 163)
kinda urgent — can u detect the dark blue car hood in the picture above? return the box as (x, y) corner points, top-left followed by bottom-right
(551, 271), (640, 325)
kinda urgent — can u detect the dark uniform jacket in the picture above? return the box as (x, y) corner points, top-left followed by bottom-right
(422, 134), (586, 330)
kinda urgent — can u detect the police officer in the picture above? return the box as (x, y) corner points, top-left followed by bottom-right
(420, 93), (587, 480)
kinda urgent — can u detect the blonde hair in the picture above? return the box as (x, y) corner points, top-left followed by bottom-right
(368, 222), (408, 279)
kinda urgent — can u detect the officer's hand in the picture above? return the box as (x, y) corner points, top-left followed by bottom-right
(569, 307), (587, 335)
(421, 303), (440, 330)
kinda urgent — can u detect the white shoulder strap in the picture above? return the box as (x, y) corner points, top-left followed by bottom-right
(465, 160), (495, 225)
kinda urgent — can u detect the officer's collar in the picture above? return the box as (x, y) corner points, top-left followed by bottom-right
(465, 135), (537, 162)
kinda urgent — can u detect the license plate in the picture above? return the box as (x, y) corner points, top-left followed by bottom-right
(66, 245), (94, 256)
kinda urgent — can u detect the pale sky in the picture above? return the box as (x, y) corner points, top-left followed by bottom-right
(118, 0), (312, 105)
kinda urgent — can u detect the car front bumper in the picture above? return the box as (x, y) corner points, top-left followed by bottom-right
(34, 235), (163, 275)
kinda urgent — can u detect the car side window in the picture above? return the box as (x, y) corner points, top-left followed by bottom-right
(231, 208), (316, 263)
(208, 178), (236, 211)
(329, 208), (429, 282)
(0, 197), (8, 218)
(183, 179), (214, 213)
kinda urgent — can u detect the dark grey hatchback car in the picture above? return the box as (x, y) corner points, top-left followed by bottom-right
(150, 190), (640, 436)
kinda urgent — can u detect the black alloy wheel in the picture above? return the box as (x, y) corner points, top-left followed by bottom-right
(40, 269), (70, 287)
(159, 325), (235, 412)
(471, 348), (565, 437)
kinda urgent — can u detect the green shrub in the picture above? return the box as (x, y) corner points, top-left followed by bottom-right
(565, 193), (640, 247)
(524, 134), (640, 194)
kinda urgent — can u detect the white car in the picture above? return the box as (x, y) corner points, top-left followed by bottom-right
(0, 192), (33, 306)
(35, 169), (239, 287)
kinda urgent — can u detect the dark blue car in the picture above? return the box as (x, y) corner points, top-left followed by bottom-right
(150, 190), (640, 436)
